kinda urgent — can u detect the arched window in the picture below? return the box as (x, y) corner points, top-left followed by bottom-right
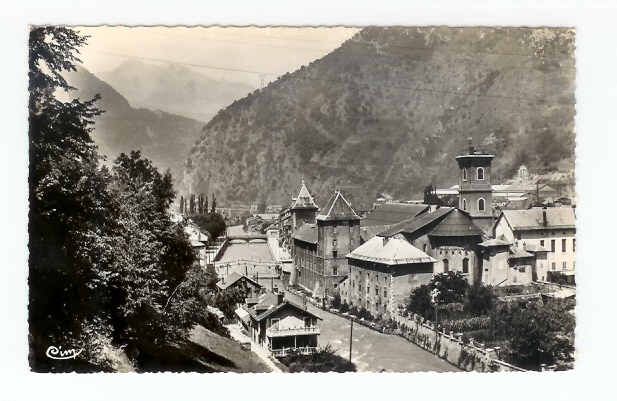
(462, 168), (467, 181)
(477, 167), (484, 180)
(462, 199), (467, 211)
(463, 258), (469, 274)
(478, 198), (486, 212)
(443, 259), (449, 272)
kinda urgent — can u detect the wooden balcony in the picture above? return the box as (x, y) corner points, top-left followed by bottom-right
(269, 346), (318, 358)
(266, 325), (320, 338)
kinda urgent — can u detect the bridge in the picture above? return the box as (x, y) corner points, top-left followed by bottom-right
(214, 259), (281, 279)
(227, 233), (268, 243)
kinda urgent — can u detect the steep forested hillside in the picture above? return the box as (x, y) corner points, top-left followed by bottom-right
(66, 65), (205, 183)
(183, 27), (575, 206)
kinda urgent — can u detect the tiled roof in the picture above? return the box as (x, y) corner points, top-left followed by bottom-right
(243, 291), (321, 322)
(524, 244), (550, 252)
(478, 238), (510, 247)
(509, 246), (534, 259)
(360, 225), (392, 243)
(501, 208), (576, 230)
(216, 271), (261, 291)
(378, 207), (453, 237)
(429, 209), (485, 237)
(292, 180), (319, 210)
(347, 236), (436, 265)
(292, 223), (318, 244)
(361, 203), (428, 227)
(316, 190), (361, 222)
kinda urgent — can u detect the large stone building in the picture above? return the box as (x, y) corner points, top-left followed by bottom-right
(455, 140), (495, 233)
(291, 190), (361, 299)
(343, 236), (436, 318)
(378, 207), (485, 284)
(493, 207), (576, 282)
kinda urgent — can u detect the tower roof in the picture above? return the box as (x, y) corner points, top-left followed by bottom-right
(316, 190), (361, 222)
(291, 180), (319, 210)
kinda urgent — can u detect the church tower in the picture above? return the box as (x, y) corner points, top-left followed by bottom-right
(455, 139), (495, 233)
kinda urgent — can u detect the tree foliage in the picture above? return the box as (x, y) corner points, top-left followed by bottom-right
(28, 27), (207, 371)
(190, 212), (227, 239)
(278, 345), (356, 373)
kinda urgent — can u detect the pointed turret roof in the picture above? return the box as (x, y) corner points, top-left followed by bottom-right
(291, 180), (319, 210)
(316, 190), (361, 222)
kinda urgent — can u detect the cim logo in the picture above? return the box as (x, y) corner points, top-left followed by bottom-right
(46, 345), (83, 360)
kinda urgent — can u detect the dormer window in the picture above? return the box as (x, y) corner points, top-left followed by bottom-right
(477, 167), (484, 180)
(462, 199), (467, 211)
(462, 168), (468, 181)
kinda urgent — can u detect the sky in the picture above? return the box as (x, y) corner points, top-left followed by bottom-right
(76, 26), (360, 87)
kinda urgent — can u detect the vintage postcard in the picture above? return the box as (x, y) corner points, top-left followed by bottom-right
(27, 25), (576, 375)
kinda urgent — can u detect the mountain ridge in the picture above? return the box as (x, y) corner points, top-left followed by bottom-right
(182, 27), (575, 207)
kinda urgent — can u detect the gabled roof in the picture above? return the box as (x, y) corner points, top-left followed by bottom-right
(292, 223), (318, 244)
(524, 244), (550, 253)
(509, 246), (534, 259)
(360, 225), (392, 243)
(347, 236), (436, 265)
(291, 180), (319, 210)
(216, 271), (262, 291)
(243, 291), (321, 322)
(361, 203), (429, 227)
(500, 208), (576, 230)
(378, 207), (453, 237)
(316, 190), (361, 222)
(429, 209), (485, 237)
(478, 238), (510, 247)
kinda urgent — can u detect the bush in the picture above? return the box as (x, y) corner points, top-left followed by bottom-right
(340, 301), (350, 313)
(330, 293), (342, 309)
(357, 307), (374, 321)
(278, 345), (356, 373)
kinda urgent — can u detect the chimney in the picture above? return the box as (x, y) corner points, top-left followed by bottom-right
(382, 236), (389, 247)
(221, 276), (225, 284)
(542, 207), (548, 227)
(277, 291), (284, 305)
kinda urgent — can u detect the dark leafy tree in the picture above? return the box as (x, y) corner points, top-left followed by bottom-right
(211, 193), (217, 214)
(465, 284), (496, 316)
(28, 26), (107, 371)
(279, 344), (356, 373)
(191, 212), (227, 239)
(503, 299), (575, 370)
(406, 284), (435, 321)
(180, 196), (184, 213)
(190, 194), (196, 214)
(431, 271), (469, 305)
(204, 196), (209, 214)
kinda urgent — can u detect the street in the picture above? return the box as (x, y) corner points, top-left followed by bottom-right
(280, 282), (460, 373)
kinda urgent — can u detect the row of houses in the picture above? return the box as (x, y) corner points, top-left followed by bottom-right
(283, 143), (576, 319)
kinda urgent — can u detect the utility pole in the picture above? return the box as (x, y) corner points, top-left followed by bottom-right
(349, 318), (354, 363)
(259, 73), (266, 90)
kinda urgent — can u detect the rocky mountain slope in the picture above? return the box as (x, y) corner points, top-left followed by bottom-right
(182, 27), (576, 206)
(65, 65), (205, 183)
(100, 60), (256, 123)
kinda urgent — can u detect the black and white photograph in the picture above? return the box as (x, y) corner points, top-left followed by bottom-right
(5, 1), (617, 400)
(27, 24), (576, 374)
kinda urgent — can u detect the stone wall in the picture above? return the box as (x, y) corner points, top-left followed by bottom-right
(392, 312), (526, 372)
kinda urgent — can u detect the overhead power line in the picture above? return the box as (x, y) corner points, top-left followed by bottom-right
(86, 51), (574, 105)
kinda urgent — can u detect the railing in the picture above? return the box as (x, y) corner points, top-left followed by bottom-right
(266, 326), (320, 337)
(269, 346), (318, 357)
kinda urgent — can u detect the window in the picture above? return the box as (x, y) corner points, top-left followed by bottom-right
(333, 238), (337, 246)
(573, 238), (576, 252)
(462, 168), (468, 181)
(375, 286), (379, 296)
(333, 266), (338, 276)
(462, 199), (467, 211)
(478, 198), (485, 212)
(562, 239), (566, 253)
(551, 240), (555, 253)
(551, 262), (556, 270)
(562, 261), (567, 270)
(443, 259), (449, 272)
(540, 240), (545, 247)
(304, 317), (311, 327)
(463, 258), (469, 274)
(271, 318), (280, 329)
(333, 250), (338, 258)
(384, 288), (387, 298)
(423, 243), (427, 253)
(477, 167), (484, 180)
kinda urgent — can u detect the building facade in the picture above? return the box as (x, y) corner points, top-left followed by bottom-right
(344, 236), (435, 318)
(291, 190), (362, 299)
(493, 207), (576, 282)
